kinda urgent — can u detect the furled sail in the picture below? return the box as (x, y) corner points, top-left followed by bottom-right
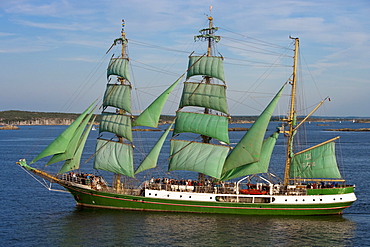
(180, 82), (228, 114)
(168, 140), (230, 179)
(222, 84), (286, 173)
(94, 139), (134, 177)
(187, 56), (225, 82)
(134, 122), (174, 175)
(30, 102), (96, 164)
(99, 113), (132, 142)
(173, 111), (230, 144)
(107, 58), (131, 82)
(290, 140), (342, 179)
(58, 116), (97, 174)
(103, 84), (131, 113)
(133, 75), (183, 128)
(220, 131), (280, 181)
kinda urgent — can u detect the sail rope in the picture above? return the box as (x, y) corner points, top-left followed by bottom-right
(17, 165), (69, 193)
(228, 41), (295, 114)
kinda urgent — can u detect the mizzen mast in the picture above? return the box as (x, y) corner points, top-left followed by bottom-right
(283, 37), (299, 186)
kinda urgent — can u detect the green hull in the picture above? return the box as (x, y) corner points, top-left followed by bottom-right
(63, 184), (354, 216)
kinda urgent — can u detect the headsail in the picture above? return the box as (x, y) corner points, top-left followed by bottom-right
(46, 109), (96, 166)
(30, 102), (96, 164)
(58, 116), (97, 174)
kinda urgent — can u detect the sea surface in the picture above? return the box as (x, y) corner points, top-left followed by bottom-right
(1, 122), (370, 246)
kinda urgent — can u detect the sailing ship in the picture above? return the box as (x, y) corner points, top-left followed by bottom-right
(17, 16), (356, 215)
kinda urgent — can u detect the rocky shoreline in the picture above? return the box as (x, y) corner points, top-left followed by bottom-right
(325, 128), (370, 132)
(0, 125), (19, 130)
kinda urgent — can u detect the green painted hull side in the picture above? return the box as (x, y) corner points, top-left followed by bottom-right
(307, 187), (355, 195)
(64, 185), (354, 216)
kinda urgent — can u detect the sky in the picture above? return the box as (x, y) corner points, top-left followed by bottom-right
(0, 0), (369, 117)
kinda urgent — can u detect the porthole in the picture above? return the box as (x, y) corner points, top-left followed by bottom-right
(180, 195), (182, 198)
(189, 196), (192, 198)
(302, 199), (305, 202)
(167, 195), (169, 197)
(285, 199), (288, 202)
(313, 199), (315, 201)
(320, 199), (322, 201)
(149, 193), (151, 196)
(210, 197), (213, 199)
(155, 194), (157, 196)
(340, 198), (342, 200)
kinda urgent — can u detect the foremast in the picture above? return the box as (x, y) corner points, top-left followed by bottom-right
(113, 20), (129, 192)
(283, 37), (299, 187)
(95, 20), (133, 192)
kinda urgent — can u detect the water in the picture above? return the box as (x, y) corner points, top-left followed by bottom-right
(1, 122), (370, 246)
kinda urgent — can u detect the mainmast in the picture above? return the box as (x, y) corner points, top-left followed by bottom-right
(195, 12), (221, 182)
(283, 37), (299, 186)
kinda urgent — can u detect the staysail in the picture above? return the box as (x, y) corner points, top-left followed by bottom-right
(133, 75), (183, 128)
(220, 131), (280, 181)
(30, 102), (97, 164)
(134, 122), (175, 174)
(58, 116), (97, 174)
(222, 84), (286, 173)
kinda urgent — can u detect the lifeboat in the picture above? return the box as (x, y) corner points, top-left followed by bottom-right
(239, 189), (268, 195)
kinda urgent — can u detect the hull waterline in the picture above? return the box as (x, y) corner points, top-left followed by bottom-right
(63, 184), (356, 216)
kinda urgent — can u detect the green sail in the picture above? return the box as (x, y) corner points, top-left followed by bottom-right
(180, 82), (228, 114)
(220, 131), (279, 181)
(173, 111), (230, 144)
(107, 57), (131, 82)
(103, 84), (131, 113)
(99, 113), (132, 142)
(169, 140), (230, 179)
(94, 139), (134, 177)
(187, 56), (225, 82)
(58, 116), (97, 174)
(222, 84), (286, 173)
(290, 141), (342, 179)
(46, 109), (96, 166)
(134, 122), (174, 175)
(133, 75), (183, 127)
(30, 102), (96, 164)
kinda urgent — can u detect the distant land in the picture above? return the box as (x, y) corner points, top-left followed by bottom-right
(1, 110), (370, 126)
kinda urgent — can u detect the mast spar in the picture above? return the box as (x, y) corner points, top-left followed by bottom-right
(113, 19), (130, 192)
(195, 13), (221, 182)
(283, 37), (299, 186)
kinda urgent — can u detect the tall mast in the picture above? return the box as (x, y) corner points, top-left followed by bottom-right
(114, 19), (130, 192)
(283, 37), (299, 186)
(194, 9), (221, 182)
